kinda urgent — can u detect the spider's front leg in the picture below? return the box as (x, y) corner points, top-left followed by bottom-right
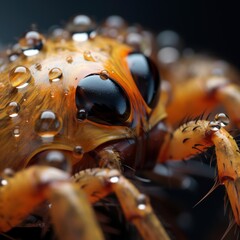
(73, 168), (170, 240)
(159, 113), (240, 228)
(0, 166), (104, 240)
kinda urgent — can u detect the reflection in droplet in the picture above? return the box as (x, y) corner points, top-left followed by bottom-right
(49, 68), (63, 82)
(9, 66), (31, 88)
(6, 102), (20, 118)
(35, 110), (62, 138)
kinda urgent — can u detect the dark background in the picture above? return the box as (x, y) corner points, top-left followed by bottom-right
(0, 0), (240, 67)
(0, 1), (239, 239)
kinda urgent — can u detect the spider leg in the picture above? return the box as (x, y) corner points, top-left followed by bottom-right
(73, 168), (170, 240)
(0, 166), (104, 240)
(159, 114), (240, 228)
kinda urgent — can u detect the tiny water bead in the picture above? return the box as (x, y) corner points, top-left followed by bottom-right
(35, 110), (62, 138)
(19, 31), (45, 56)
(49, 68), (63, 82)
(12, 126), (20, 137)
(6, 102), (20, 118)
(99, 70), (109, 80)
(83, 50), (95, 61)
(73, 145), (84, 159)
(77, 109), (87, 120)
(35, 63), (42, 71)
(66, 56), (73, 64)
(9, 66), (31, 88)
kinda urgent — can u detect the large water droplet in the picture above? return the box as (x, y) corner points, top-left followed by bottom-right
(49, 68), (63, 82)
(9, 66), (31, 88)
(19, 31), (45, 56)
(6, 102), (20, 118)
(35, 110), (62, 138)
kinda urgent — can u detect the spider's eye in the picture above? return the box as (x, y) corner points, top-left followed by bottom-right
(75, 74), (130, 125)
(127, 53), (160, 108)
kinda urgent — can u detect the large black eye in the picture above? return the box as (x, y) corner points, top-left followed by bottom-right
(75, 75), (130, 125)
(127, 53), (160, 108)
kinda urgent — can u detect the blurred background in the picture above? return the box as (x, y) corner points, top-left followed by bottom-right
(0, 0), (239, 239)
(0, 0), (239, 67)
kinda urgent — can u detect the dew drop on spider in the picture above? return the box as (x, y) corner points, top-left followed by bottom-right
(137, 194), (147, 210)
(49, 68), (63, 82)
(39, 150), (71, 173)
(83, 50), (95, 61)
(19, 31), (45, 57)
(208, 121), (221, 132)
(100, 70), (109, 80)
(6, 102), (20, 118)
(77, 109), (87, 120)
(0, 178), (8, 186)
(109, 175), (120, 183)
(9, 66), (31, 88)
(214, 113), (229, 127)
(73, 145), (84, 159)
(35, 110), (62, 138)
(35, 63), (42, 71)
(66, 56), (73, 64)
(12, 126), (20, 137)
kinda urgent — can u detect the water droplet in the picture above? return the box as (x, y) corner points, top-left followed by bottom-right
(6, 102), (20, 118)
(100, 70), (109, 80)
(13, 126), (20, 137)
(35, 63), (42, 71)
(208, 121), (221, 132)
(83, 50), (95, 61)
(49, 68), (63, 82)
(109, 175), (120, 183)
(73, 145), (84, 159)
(37, 150), (71, 173)
(19, 31), (45, 56)
(66, 56), (73, 64)
(0, 178), (8, 186)
(35, 110), (62, 138)
(214, 113), (229, 127)
(137, 194), (148, 210)
(9, 66), (31, 88)
(77, 109), (87, 120)
(67, 15), (96, 42)
(2, 168), (15, 178)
